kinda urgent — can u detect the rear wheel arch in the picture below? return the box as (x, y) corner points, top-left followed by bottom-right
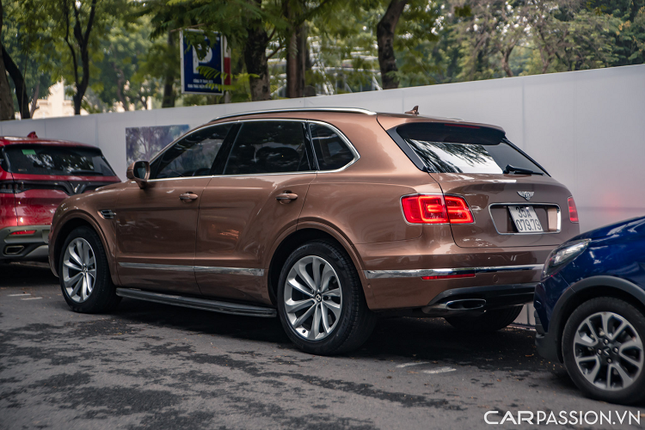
(267, 227), (367, 307)
(552, 277), (645, 361)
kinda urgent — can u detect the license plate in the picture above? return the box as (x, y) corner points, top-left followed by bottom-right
(508, 206), (543, 233)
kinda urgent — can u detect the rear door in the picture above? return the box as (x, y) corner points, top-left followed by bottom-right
(195, 120), (315, 303)
(115, 124), (235, 294)
(391, 122), (579, 248)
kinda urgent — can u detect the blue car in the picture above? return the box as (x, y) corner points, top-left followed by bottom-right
(535, 216), (645, 404)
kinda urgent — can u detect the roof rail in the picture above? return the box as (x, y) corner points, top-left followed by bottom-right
(211, 107), (376, 122)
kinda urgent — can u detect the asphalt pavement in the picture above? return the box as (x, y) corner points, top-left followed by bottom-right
(1, 262), (643, 429)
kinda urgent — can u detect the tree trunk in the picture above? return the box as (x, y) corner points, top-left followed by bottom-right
(2, 47), (29, 119)
(0, 51), (13, 120)
(30, 82), (40, 117)
(67, 0), (97, 115)
(502, 44), (514, 77)
(0, 1), (14, 120)
(162, 31), (176, 108)
(244, 0), (270, 101)
(377, 0), (408, 89)
(286, 25), (306, 98)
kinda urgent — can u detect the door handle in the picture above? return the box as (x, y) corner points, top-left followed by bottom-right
(276, 192), (298, 203)
(179, 192), (199, 201)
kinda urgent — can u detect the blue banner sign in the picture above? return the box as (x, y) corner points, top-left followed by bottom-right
(180, 30), (223, 95)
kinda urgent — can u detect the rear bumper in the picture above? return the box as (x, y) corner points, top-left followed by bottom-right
(0, 225), (50, 261)
(421, 282), (536, 316)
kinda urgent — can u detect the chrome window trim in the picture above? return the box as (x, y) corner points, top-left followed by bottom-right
(144, 171), (318, 182)
(211, 107), (376, 122)
(118, 262), (264, 277)
(145, 118), (360, 182)
(364, 264), (543, 279)
(488, 203), (562, 235)
(306, 120), (360, 173)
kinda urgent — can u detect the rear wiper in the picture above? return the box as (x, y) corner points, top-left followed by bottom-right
(503, 164), (543, 175)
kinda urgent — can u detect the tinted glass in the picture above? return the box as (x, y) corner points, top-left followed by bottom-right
(152, 124), (233, 179)
(397, 123), (545, 174)
(224, 121), (309, 175)
(4, 144), (116, 176)
(310, 123), (355, 170)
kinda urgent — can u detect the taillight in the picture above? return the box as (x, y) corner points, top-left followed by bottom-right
(567, 196), (579, 223)
(401, 194), (473, 224)
(445, 196), (474, 224)
(0, 181), (24, 194)
(401, 195), (447, 223)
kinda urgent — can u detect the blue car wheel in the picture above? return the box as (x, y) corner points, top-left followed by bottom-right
(562, 297), (645, 404)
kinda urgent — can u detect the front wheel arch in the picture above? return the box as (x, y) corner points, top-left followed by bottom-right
(550, 278), (645, 362)
(52, 214), (117, 284)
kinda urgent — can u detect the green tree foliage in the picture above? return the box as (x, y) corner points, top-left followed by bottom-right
(3, 0), (643, 118)
(89, 18), (155, 112)
(304, 4), (381, 94)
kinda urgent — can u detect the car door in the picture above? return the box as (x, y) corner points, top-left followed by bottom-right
(195, 120), (316, 303)
(115, 123), (236, 294)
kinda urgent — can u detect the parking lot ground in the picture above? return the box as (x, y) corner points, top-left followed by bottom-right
(1, 262), (643, 429)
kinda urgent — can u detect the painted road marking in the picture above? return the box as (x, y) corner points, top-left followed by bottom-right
(396, 362), (430, 368)
(21, 297), (43, 301)
(422, 367), (457, 375)
(8, 293), (31, 297)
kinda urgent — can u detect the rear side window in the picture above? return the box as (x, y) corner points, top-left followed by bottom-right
(3, 144), (116, 176)
(309, 123), (355, 171)
(394, 123), (546, 175)
(224, 121), (310, 175)
(152, 123), (234, 179)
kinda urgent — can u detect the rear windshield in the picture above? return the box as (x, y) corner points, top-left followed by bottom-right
(394, 123), (546, 175)
(3, 144), (116, 176)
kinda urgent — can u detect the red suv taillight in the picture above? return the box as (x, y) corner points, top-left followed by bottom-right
(401, 195), (473, 224)
(567, 196), (579, 223)
(0, 180), (23, 194)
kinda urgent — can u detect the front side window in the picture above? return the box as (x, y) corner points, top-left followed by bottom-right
(309, 123), (355, 171)
(3, 144), (116, 176)
(395, 123), (546, 175)
(224, 121), (309, 175)
(152, 124), (233, 179)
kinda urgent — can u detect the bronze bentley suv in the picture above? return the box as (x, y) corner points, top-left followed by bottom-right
(49, 108), (580, 355)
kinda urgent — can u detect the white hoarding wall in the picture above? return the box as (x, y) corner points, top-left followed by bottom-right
(2, 64), (643, 234)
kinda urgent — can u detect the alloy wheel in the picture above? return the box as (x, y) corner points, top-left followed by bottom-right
(572, 311), (643, 391)
(283, 255), (342, 341)
(62, 237), (97, 303)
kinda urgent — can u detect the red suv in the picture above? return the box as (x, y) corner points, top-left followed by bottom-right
(0, 135), (120, 262)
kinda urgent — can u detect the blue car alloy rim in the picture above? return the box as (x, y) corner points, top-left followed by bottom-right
(573, 311), (643, 391)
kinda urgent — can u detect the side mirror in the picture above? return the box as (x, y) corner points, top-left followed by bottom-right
(126, 161), (150, 189)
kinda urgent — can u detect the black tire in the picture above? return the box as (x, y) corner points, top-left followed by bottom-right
(59, 226), (120, 313)
(445, 306), (523, 332)
(277, 240), (376, 355)
(562, 297), (645, 405)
